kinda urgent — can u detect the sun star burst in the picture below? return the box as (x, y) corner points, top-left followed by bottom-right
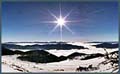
(42, 4), (75, 41)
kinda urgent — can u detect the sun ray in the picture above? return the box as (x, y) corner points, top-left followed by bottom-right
(59, 3), (62, 18)
(48, 10), (58, 20)
(49, 24), (59, 34)
(39, 21), (56, 23)
(63, 24), (74, 34)
(66, 18), (90, 23)
(60, 24), (63, 41)
(64, 9), (74, 19)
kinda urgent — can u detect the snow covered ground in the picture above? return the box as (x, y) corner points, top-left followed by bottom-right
(2, 55), (117, 73)
(2, 42), (119, 73)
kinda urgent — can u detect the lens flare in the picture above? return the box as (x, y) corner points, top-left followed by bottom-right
(41, 4), (77, 41)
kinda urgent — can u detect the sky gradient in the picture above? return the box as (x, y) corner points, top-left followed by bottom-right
(2, 2), (118, 42)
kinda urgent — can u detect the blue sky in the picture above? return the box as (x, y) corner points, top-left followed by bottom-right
(2, 2), (118, 42)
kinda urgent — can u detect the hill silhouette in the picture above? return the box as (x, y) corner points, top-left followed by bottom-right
(67, 52), (87, 59)
(2, 43), (87, 50)
(17, 50), (67, 63)
(93, 42), (118, 49)
(2, 46), (14, 55)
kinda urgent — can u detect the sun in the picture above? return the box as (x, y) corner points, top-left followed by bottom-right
(41, 4), (76, 41)
(56, 17), (65, 26)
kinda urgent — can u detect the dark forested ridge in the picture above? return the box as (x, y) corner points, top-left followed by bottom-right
(93, 42), (118, 49)
(2, 43), (87, 50)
